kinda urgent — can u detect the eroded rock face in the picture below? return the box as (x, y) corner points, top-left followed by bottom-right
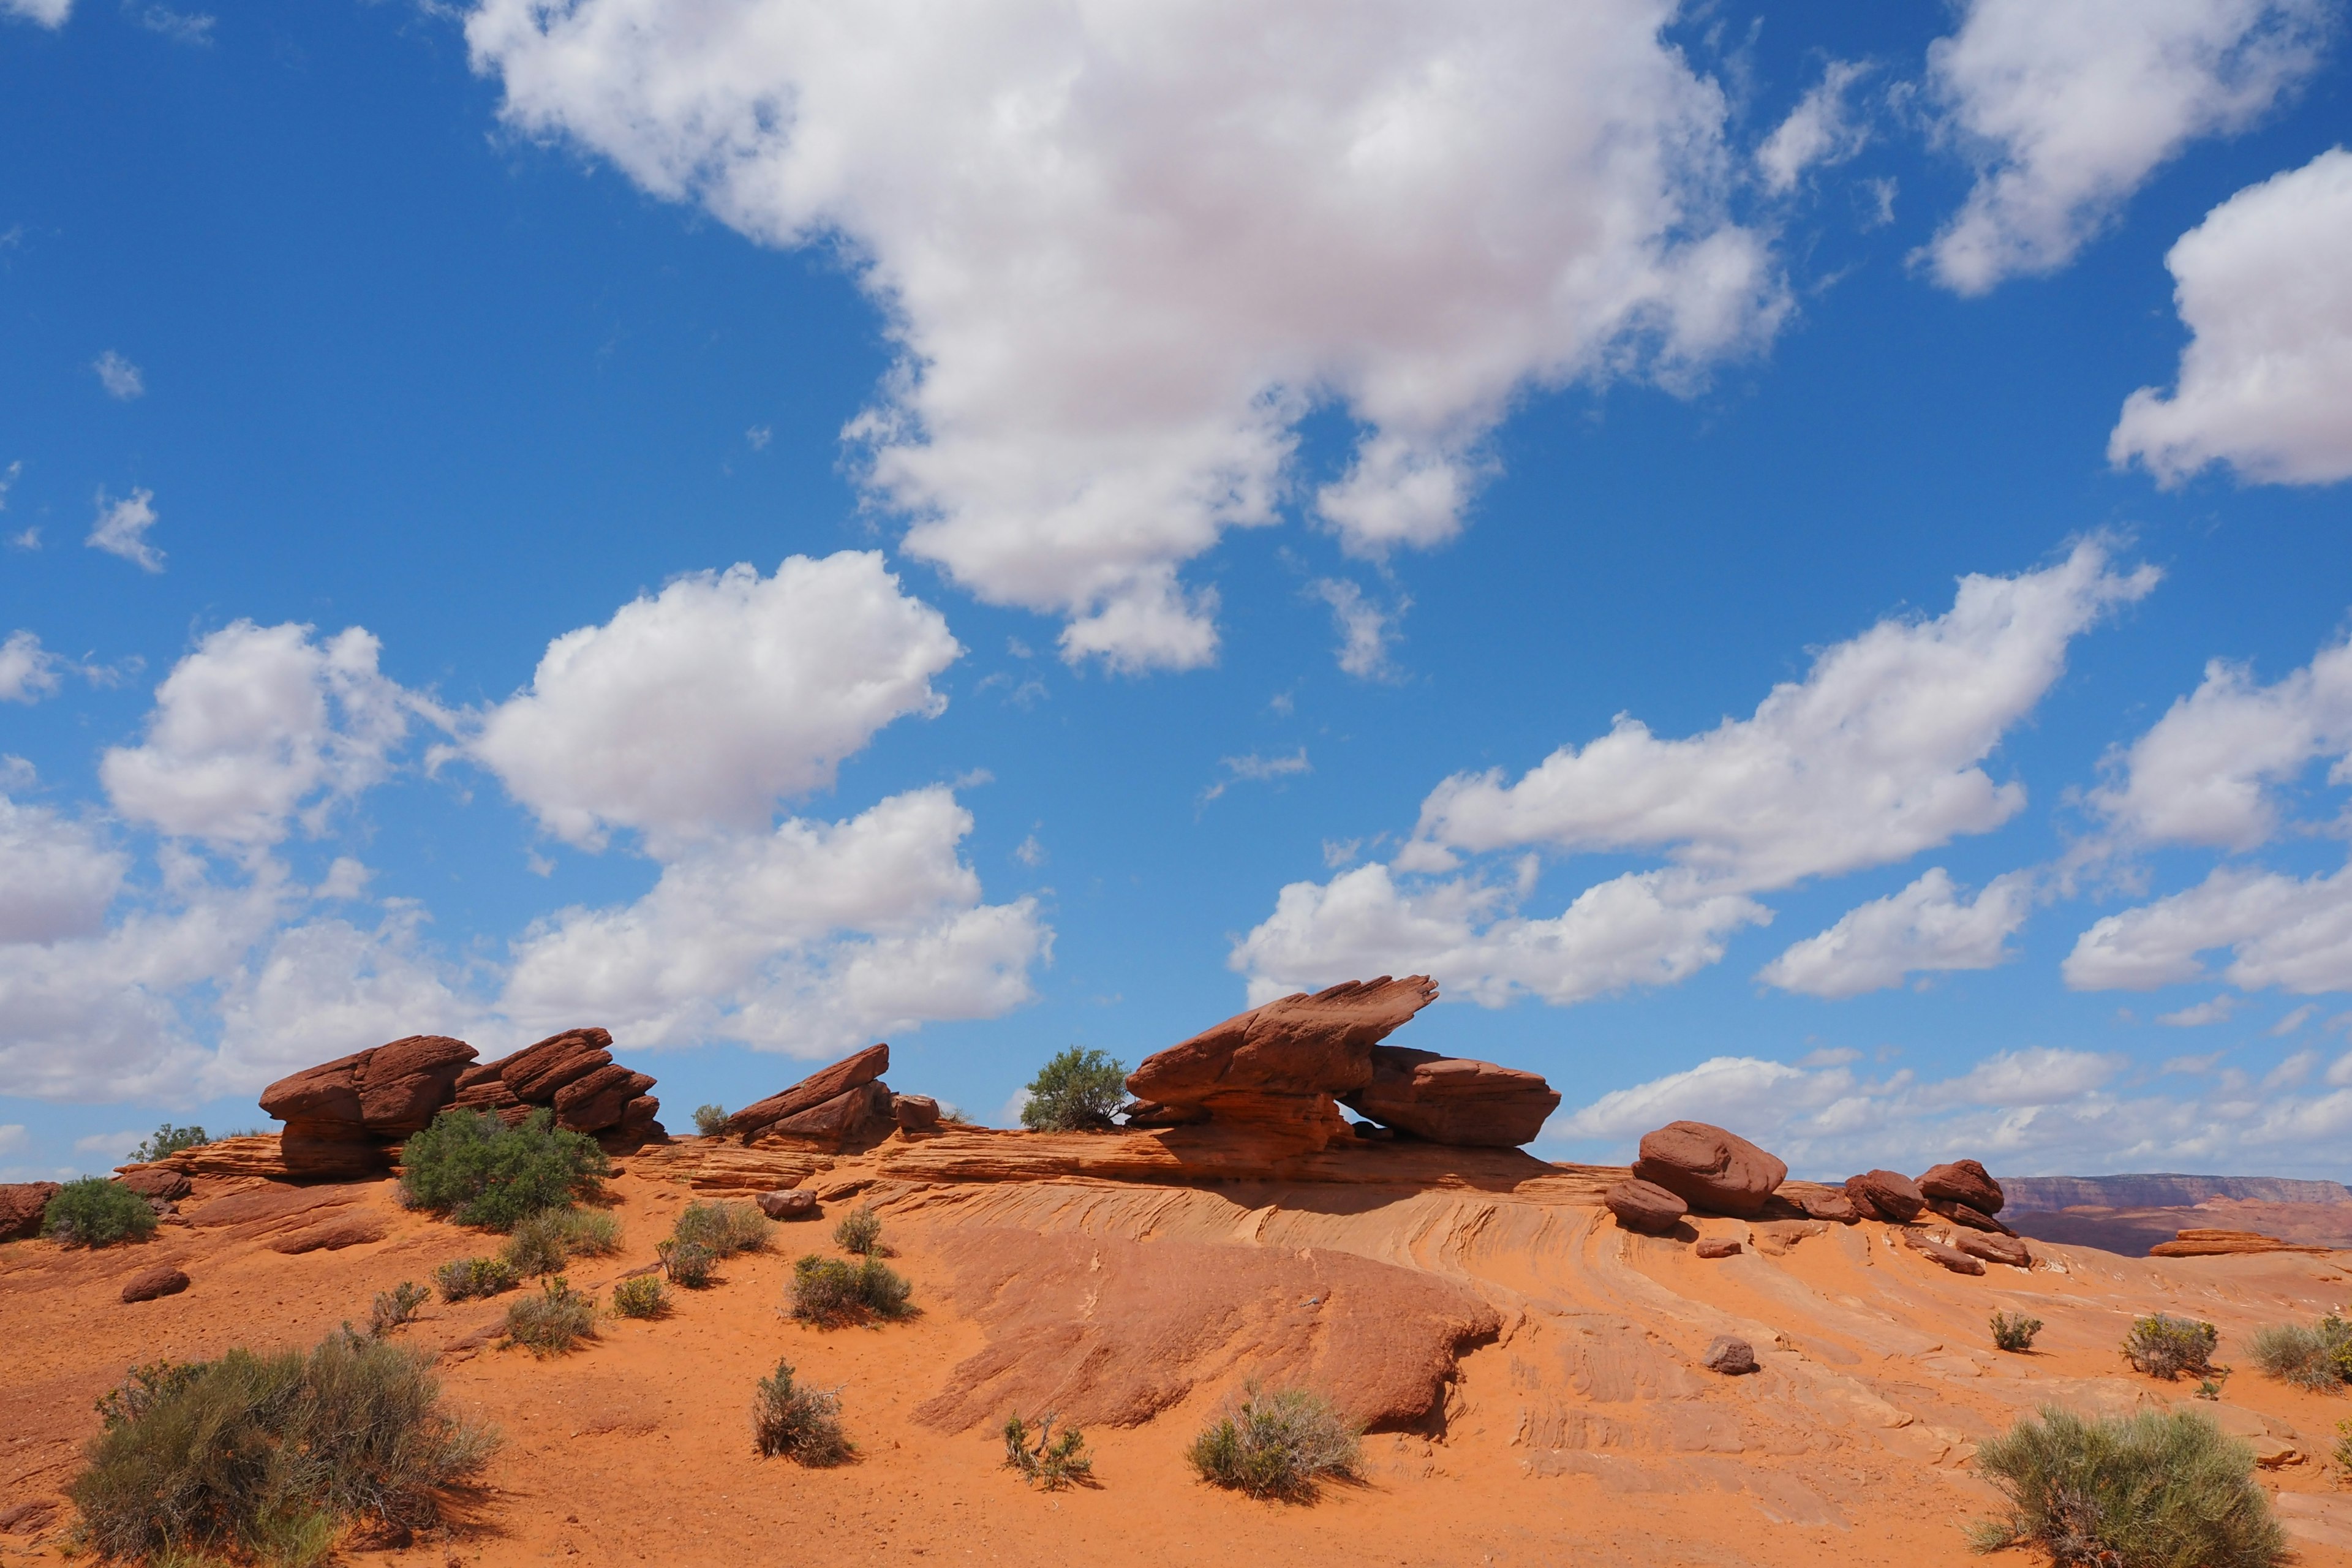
(1917, 1159), (2004, 1215)
(726, 1044), (890, 1139)
(356, 1035), (477, 1134)
(1340, 1046), (1560, 1147)
(1604, 1178), (1688, 1235)
(1630, 1123), (1788, 1218)
(0, 1182), (61, 1240)
(1846, 1170), (1926, 1223)
(761, 1082), (896, 1149)
(501, 1030), (614, 1104)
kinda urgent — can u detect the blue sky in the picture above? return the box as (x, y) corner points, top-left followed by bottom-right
(4, 0), (2351, 1181)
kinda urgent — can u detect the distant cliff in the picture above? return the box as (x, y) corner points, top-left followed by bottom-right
(2002, 1173), (2352, 1210)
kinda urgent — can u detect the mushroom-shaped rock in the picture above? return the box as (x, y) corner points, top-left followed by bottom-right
(357, 1035), (478, 1134)
(756, 1189), (819, 1221)
(891, 1095), (941, 1133)
(1901, 1229), (1986, 1275)
(1845, 1170), (1925, 1223)
(0, 1182), (61, 1241)
(120, 1265), (190, 1303)
(1339, 1046), (1561, 1147)
(725, 1044), (890, 1138)
(1694, 1237), (1742, 1259)
(1629, 1122), (1788, 1218)
(501, 1029), (615, 1103)
(1953, 1231), (2031, 1268)
(1918, 1159), (2005, 1215)
(1702, 1336), (1757, 1374)
(1604, 1178), (1688, 1236)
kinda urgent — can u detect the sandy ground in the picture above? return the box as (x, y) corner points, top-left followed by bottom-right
(9, 1146), (2352, 1567)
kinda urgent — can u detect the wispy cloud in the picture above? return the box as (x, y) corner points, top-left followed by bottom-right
(1309, 578), (1407, 681)
(88, 488), (164, 572)
(1199, 747), (1310, 807)
(2157, 994), (2241, 1028)
(92, 350), (145, 400)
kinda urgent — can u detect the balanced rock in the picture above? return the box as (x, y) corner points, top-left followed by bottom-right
(1918, 1159), (2004, 1215)
(0, 1182), (60, 1241)
(726, 1044), (889, 1139)
(1630, 1122), (1787, 1218)
(1953, 1231), (2031, 1268)
(1604, 1178), (1688, 1236)
(756, 1189), (819, 1221)
(1694, 1237), (1742, 1259)
(1339, 1046), (1561, 1147)
(120, 1265), (190, 1303)
(1701, 1336), (1757, 1374)
(1844, 1169), (1925, 1223)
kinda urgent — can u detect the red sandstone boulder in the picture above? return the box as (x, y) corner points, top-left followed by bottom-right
(1953, 1231), (2031, 1268)
(113, 1167), (190, 1201)
(1927, 1197), (2015, 1235)
(756, 1189), (819, 1221)
(553, 1065), (654, 1133)
(1702, 1336), (1757, 1374)
(1845, 1169), (1925, 1223)
(892, 1095), (941, 1132)
(1630, 1122), (1788, 1218)
(120, 1265), (189, 1303)
(501, 1029), (614, 1103)
(259, 1049), (369, 1123)
(0, 1182), (61, 1241)
(726, 1044), (891, 1138)
(1798, 1189), (1858, 1223)
(1917, 1159), (2004, 1215)
(1604, 1178), (1689, 1236)
(1340, 1046), (1560, 1147)
(1694, 1237), (1742, 1259)
(1901, 1229), (1986, 1275)
(760, 1082), (895, 1148)
(356, 1035), (477, 1133)
(1126, 976), (1439, 1109)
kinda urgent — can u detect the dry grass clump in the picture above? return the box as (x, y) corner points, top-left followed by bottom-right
(2248, 1315), (2352, 1391)
(788, 1254), (913, 1327)
(833, 1202), (884, 1256)
(752, 1361), (849, 1466)
(368, 1281), (431, 1337)
(609, 1275), (669, 1319)
(1991, 1310), (2045, 1353)
(1186, 1384), (1361, 1502)
(2124, 1314), (2220, 1381)
(673, 1199), (771, 1257)
(432, 1257), (519, 1302)
(1003, 1412), (1095, 1490)
(69, 1329), (496, 1567)
(42, 1178), (157, 1248)
(502, 1276), (597, 1357)
(1966, 1405), (2284, 1567)
(501, 1208), (622, 1276)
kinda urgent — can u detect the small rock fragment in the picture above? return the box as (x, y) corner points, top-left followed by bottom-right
(1702, 1336), (1757, 1374)
(1694, 1237), (1741, 1259)
(121, 1265), (190, 1303)
(756, 1189), (819, 1221)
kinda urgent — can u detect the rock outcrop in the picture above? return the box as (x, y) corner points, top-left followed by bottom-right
(1630, 1122), (1787, 1217)
(1927, 1197), (2015, 1235)
(1604, 1178), (1688, 1235)
(1918, 1159), (2003, 1214)
(1844, 1169), (1925, 1223)
(891, 1095), (942, 1133)
(725, 1044), (900, 1152)
(115, 1167), (191, 1202)
(1, 1182), (61, 1241)
(1339, 1046), (1561, 1147)
(1901, 1229), (1986, 1275)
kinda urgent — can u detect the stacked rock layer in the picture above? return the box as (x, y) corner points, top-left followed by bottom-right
(723, 1043), (940, 1152)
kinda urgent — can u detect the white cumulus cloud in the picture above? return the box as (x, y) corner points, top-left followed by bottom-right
(469, 552), (959, 850)
(1920, 0), (2328, 294)
(1758, 867), (2034, 999)
(0, 630), (62, 704)
(1, 0), (71, 26)
(2110, 148), (2352, 487)
(465, 0), (1787, 670)
(0, 794), (127, 946)
(2066, 859), (2352, 994)
(88, 488), (164, 573)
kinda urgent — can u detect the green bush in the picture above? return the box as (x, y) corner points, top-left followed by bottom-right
(43, 1177), (158, 1248)
(1187, 1384), (1362, 1501)
(2124, 1314), (2220, 1381)
(672, 1199), (769, 1259)
(2248, 1316), (2352, 1391)
(658, 1238), (717, 1289)
(692, 1104), (729, 1137)
(1991, 1310), (2045, 1353)
(432, 1257), (519, 1303)
(503, 1276), (596, 1357)
(68, 1328), (497, 1565)
(93, 1362), (207, 1432)
(789, 1254), (913, 1327)
(368, 1282), (431, 1338)
(609, 1275), (669, 1319)
(1966, 1406), (2285, 1567)
(833, 1202), (883, 1256)
(501, 1208), (624, 1276)
(1003, 1412), (1095, 1490)
(397, 1108), (610, 1232)
(752, 1361), (848, 1466)
(128, 1123), (210, 1164)
(1020, 1047), (1128, 1132)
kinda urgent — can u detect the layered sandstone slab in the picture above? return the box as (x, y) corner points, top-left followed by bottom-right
(1341, 1045), (1560, 1147)
(725, 1044), (891, 1141)
(2149, 1227), (2335, 1257)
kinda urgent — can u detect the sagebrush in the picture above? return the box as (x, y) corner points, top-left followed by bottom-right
(432, 1256), (519, 1302)
(1966, 1405), (2284, 1568)
(789, 1254), (913, 1327)
(1991, 1310), (2044, 1354)
(2248, 1316), (2352, 1392)
(659, 1238), (717, 1289)
(502, 1208), (623, 1276)
(368, 1281), (430, 1337)
(1020, 1047), (1128, 1132)
(609, 1275), (669, 1319)
(503, 1276), (596, 1357)
(2124, 1314), (2220, 1381)
(833, 1202), (883, 1256)
(398, 1108), (609, 1232)
(752, 1361), (849, 1466)
(43, 1178), (157, 1248)
(69, 1328), (497, 1566)
(692, 1104), (729, 1137)
(1003, 1412), (1095, 1490)
(1186, 1384), (1361, 1502)
(672, 1199), (770, 1259)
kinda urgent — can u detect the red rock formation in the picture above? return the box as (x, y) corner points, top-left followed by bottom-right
(114, 1167), (192, 1201)
(1604, 1178), (1688, 1235)
(1630, 1122), (1788, 1217)
(725, 1044), (890, 1139)
(1845, 1169), (1925, 1223)
(355, 1035), (477, 1133)
(1128, 976), (1436, 1103)
(1340, 1045), (1560, 1147)
(1927, 1197), (2015, 1235)
(1694, 1237), (1741, 1259)
(0, 1182), (60, 1240)
(2147, 1227), (2334, 1257)
(891, 1095), (942, 1132)
(756, 1189), (819, 1220)
(1900, 1228), (1985, 1274)
(119, 1265), (189, 1303)
(1917, 1159), (2004, 1215)
(500, 1029), (613, 1103)
(1953, 1231), (2031, 1268)
(1796, 1188), (1858, 1223)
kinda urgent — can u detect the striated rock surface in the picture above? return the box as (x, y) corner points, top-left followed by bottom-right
(1, 1182), (61, 1240)
(1917, 1159), (2004, 1215)
(1630, 1123), (1787, 1218)
(120, 1265), (189, 1303)
(1845, 1170), (1925, 1223)
(1340, 1046), (1561, 1147)
(1604, 1178), (1687, 1235)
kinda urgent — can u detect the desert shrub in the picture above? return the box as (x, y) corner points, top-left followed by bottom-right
(1187, 1383), (1362, 1502)
(2124, 1314), (2220, 1381)
(658, 1238), (717, 1289)
(833, 1202), (883, 1256)
(789, 1254), (913, 1327)
(1965, 1405), (2285, 1568)
(692, 1104), (729, 1137)
(672, 1199), (771, 1259)
(94, 1362), (208, 1431)
(397, 1108), (609, 1232)
(2248, 1316), (2352, 1392)
(752, 1360), (848, 1466)
(1003, 1412), (1095, 1490)
(1991, 1310), (2045, 1353)
(128, 1123), (209, 1164)
(432, 1257), (519, 1303)
(503, 1276), (596, 1357)
(609, 1275), (669, 1319)
(1020, 1047), (1128, 1132)
(501, 1208), (624, 1277)
(43, 1177), (158, 1248)
(368, 1281), (431, 1337)
(2335, 1419), (2352, 1476)
(69, 1328), (497, 1565)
